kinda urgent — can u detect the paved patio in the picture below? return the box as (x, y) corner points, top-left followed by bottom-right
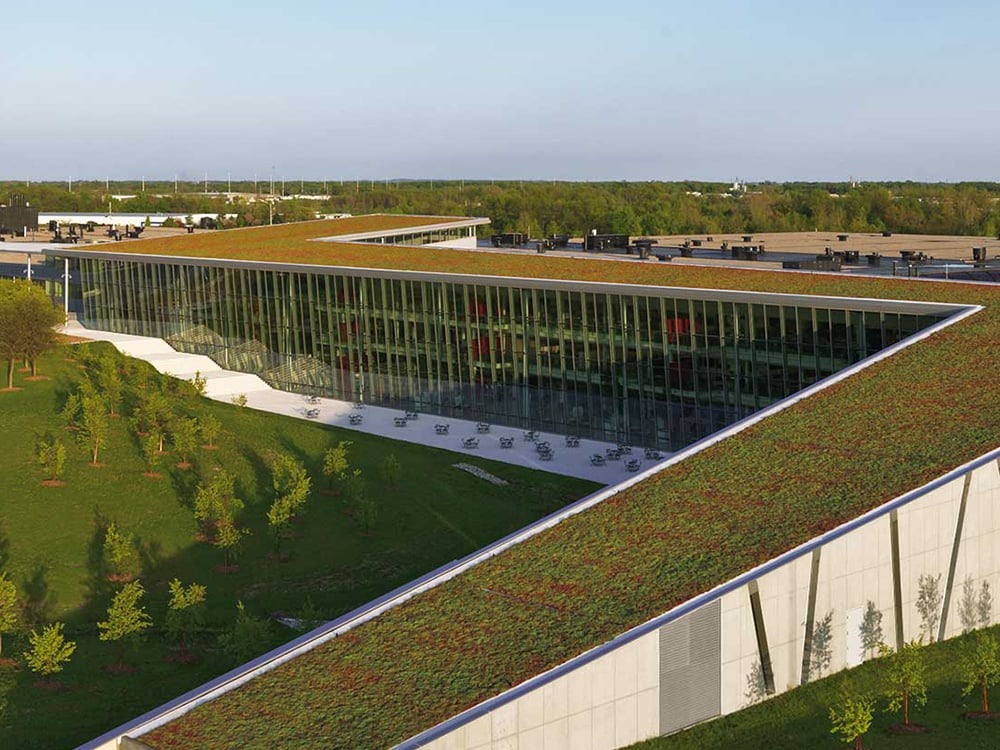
(60, 321), (670, 484)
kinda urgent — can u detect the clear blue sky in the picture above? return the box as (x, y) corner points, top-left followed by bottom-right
(3, 0), (999, 181)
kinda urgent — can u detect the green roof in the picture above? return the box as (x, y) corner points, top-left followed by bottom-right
(100, 220), (1000, 749)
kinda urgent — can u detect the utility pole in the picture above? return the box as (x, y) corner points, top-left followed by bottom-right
(141, 176), (145, 192)
(68, 176), (72, 192)
(228, 172), (232, 194)
(204, 172), (208, 193)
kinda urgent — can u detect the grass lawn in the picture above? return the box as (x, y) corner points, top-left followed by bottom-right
(0, 343), (599, 749)
(629, 627), (1000, 750)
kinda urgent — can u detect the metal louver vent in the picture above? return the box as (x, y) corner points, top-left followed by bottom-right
(659, 600), (721, 735)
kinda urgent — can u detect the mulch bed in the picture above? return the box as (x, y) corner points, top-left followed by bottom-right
(41, 479), (66, 487)
(888, 723), (931, 734)
(24, 375), (51, 382)
(103, 663), (139, 675)
(33, 679), (66, 691)
(107, 573), (135, 583)
(165, 650), (200, 665)
(267, 551), (291, 563)
(962, 710), (1000, 720)
(143, 472), (163, 479)
(213, 563), (240, 574)
(0, 657), (18, 669)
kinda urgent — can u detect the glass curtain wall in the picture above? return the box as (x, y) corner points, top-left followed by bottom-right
(74, 257), (944, 450)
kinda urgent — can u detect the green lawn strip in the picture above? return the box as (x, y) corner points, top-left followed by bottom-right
(629, 626), (1000, 750)
(142, 268), (1000, 749)
(0, 345), (597, 749)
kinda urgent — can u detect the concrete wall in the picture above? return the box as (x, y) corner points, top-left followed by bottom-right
(419, 631), (659, 750)
(411, 455), (1000, 750)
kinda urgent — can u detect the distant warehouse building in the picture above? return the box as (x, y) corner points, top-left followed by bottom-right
(36, 215), (1000, 750)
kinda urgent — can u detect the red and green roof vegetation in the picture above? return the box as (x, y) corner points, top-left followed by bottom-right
(128, 226), (1000, 749)
(96, 214), (479, 265)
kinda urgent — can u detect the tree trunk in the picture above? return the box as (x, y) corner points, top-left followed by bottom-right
(6, 359), (13, 389)
(903, 689), (909, 724)
(983, 678), (989, 713)
(92, 443), (99, 465)
(854, 733), (863, 750)
(31, 357), (38, 377)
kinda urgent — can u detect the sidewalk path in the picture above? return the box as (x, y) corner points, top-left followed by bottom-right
(61, 321), (670, 484)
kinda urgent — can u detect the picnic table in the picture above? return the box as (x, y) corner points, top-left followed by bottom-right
(393, 417), (408, 427)
(643, 448), (661, 460)
(462, 437), (479, 449)
(305, 408), (320, 419)
(535, 441), (551, 453)
(306, 395), (320, 405)
(626, 458), (642, 472)
(539, 449), (554, 461)
(590, 454), (606, 466)
(405, 411), (419, 420)
(348, 414), (363, 425)
(606, 447), (622, 461)
(499, 436), (514, 449)
(565, 436), (580, 447)
(476, 422), (491, 434)
(617, 444), (632, 455)
(434, 423), (450, 435)
(523, 430), (538, 442)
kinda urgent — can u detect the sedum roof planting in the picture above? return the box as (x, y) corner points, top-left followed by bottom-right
(108, 220), (1000, 750)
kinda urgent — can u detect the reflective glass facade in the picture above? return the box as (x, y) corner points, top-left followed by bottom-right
(73, 257), (946, 450)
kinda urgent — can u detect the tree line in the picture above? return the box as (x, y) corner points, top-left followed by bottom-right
(6, 180), (1000, 238)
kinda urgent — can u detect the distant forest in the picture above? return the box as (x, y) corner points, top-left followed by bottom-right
(5, 180), (1000, 238)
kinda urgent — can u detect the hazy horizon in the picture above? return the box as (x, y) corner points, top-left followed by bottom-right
(4, 0), (999, 183)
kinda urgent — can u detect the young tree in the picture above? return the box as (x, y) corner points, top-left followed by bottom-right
(881, 639), (928, 726)
(17, 283), (65, 379)
(23, 622), (76, 679)
(141, 432), (163, 476)
(78, 391), (110, 465)
(191, 371), (207, 397)
(860, 601), (884, 659)
(0, 572), (18, 660)
(272, 454), (311, 518)
(0, 280), (63, 387)
(102, 522), (139, 581)
(961, 630), (1000, 714)
(193, 470), (242, 538)
(61, 392), (82, 429)
(214, 515), (249, 570)
(164, 579), (207, 657)
(199, 414), (221, 449)
(35, 434), (66, 483)
(267, 496), (293, 555)
(381, 453), (401, 488)
(94, 354), (124, 417)
(322, 440), (351, 489)
(219, 601), (271, 664)
(134, 387), (173, 452)
(916, 573), (942, 643)
(170, 416), (199, 468)
(98, 581), (153, 668)
(829, 688), (875, 750)
(358, 486), (378, 534)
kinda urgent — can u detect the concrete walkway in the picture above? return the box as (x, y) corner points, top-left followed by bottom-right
(60, 321), (670, 484)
